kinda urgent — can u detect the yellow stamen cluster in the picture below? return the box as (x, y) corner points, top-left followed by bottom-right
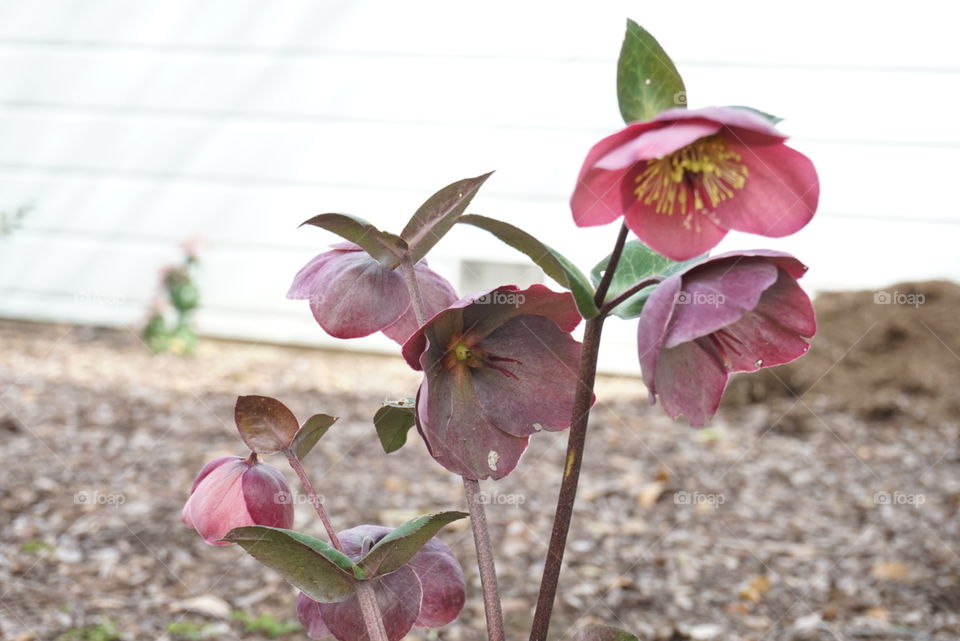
(634, 135), (749, 228)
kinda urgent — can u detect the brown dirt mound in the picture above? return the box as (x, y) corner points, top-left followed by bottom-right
(725, 280), (960, 424)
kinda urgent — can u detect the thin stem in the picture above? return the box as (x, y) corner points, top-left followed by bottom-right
(356, 582), (390, 641)
(286, 451), (389, 641)
(593, 224), (630, 306)
(463, 478), (506, 641)
(398, 254), (506, 641)
(529, 224), (629, 641)
(399, 256), (428, 327)
(284, 449), (344, 552)
(600, 276), (662, 315)
(528, 314), (605, 641)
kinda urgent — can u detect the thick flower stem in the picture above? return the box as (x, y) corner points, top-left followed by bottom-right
(528, 314), (605, 641)
(399, 254), (506, 641)
(528, 224), (628, 641)
(463, 478), (506, 641)
(356, 582), (390, 641)
(284, 449), (343, 552)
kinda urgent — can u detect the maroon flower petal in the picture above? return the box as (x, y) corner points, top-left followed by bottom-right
(288, 248), (410, 339)
(636, 275), (682, 400)
(407, 538), (466, 628)
(402, 285), (579, 370)
(416, 371), (529, 481)
(318, 567), (422, 641)
(240, 462), (294, 530)
(654, 340), (729, 426)
(663, 259), (779, 347)
(297, 592), (332, 639)
(712, 140), (819, 238)
(470, 315), (582, 437)
(381, 263), (458, 345)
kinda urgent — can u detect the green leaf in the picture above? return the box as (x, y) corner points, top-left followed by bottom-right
(573, 624), (639, 641)
(234, 396), (300, 455)
(358, 511), (468, 576)
(300, 213), (407, 270)
(223, 526), (366, 603)
(401, 173), (493, 263)
(591, 241), (699, 319)
(617, 20), (686, 123)
(373, 399), (416, 454)
(457, 214), (599, 318)
(726, 105), (783, 124)
(293, 414), (338, 461)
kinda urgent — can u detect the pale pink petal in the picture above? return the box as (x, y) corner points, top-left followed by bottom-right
(382, 262), (458, 344)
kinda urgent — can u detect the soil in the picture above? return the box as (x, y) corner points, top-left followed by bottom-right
(1, 282), (958, 641)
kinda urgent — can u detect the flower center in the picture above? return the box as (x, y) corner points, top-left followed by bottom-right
(445, 335), (521, 379)
(633, 135), (749, 227)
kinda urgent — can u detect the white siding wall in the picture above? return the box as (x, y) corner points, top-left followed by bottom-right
(1, 0), (958, 372)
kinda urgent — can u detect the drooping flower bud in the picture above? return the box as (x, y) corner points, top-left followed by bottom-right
(297, 525), (465, 641)
(181, 455), (293, 546)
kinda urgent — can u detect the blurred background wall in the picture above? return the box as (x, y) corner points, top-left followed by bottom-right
(1, 0), (958, 372)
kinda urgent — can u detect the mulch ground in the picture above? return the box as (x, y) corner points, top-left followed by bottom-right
(1, 282), (958, 641)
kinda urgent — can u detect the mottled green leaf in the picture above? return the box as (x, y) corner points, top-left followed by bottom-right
(223, 526), (366, 603)
(591, 241), (701, 318)
(293, 414), (338, 461)
(401, 173), (493, 262)
(234, 396), (300, 455)
(300, 213), (407, 270)
(617, 20), (686, 123)
(358, 511), (468, 576)
(457, 214), (599, 318)
(373, 399), (416, 454)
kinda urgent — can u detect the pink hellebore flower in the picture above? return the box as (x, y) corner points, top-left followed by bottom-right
(181, 455), (293, 546)
(402, 285), (583, 480)
(636, 250), (816, 426)
(572, 106), (819, 261)
(287, 243), (458, 344)
(296, 525), (466, 641)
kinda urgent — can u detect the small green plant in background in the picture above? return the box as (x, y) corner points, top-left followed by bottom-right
(232, 611), (301, 638)
(0, 205), (30, 236)
(20, 539), (55, 554)
(56, 619), (122, 641)
(144, 241), (201, 354)
(167, 620), (223, 640)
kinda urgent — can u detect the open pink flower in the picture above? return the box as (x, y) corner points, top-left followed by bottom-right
(287, 243), (457, 344)
(402, 285), (583, 480)
(181, 455), (293, 546)
(572, 106), (819, 260)
(636, 250), (816, 425)
(296, 525), (465, 641)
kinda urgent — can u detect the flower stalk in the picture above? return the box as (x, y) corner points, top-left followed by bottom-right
(399, 255), (506, 641)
